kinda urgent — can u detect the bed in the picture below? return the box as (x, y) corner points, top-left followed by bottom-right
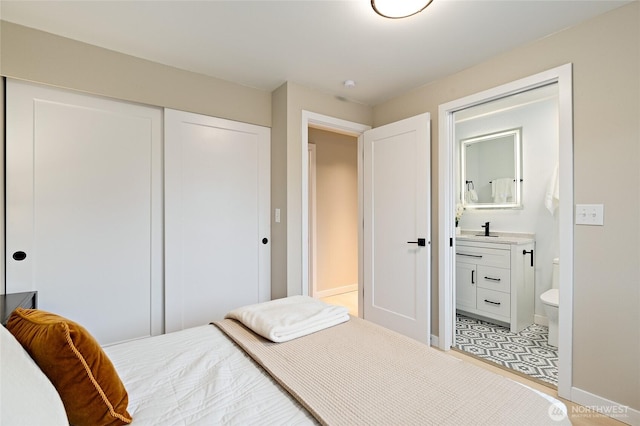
(1, 296), (569, 425)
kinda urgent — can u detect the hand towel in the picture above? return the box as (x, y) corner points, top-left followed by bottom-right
(545, 163), (559, 214)
(491, 178), (514, 203)
(465, 189), (478, 203)
(225, 295), (350, 343)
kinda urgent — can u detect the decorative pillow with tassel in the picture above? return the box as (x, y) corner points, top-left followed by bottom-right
(7, 308), (132, 426)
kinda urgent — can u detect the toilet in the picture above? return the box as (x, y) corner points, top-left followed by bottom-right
(540, 258), (560, 347)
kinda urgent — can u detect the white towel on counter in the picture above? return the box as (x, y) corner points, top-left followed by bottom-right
(225, 295), (350, 343)
(491, 178), (514, 203)
(545, 163), (559, 214)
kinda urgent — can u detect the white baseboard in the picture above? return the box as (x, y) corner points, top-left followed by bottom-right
(314, 284), (357, 299)
(534, 314), (549, 326)
(430, 334), (439, 347)
(571, 387), (639, 425)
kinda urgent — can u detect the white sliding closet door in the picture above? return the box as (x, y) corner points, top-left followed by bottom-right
(5, 80), (163, 345)
(164, 109), (270, 332)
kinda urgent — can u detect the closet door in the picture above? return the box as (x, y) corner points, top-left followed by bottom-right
(164, 109), (270, 332)
(6, 80), (163, 345)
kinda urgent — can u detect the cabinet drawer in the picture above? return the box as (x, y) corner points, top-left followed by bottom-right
(476, 288), (510, 319)
(477, 266), (510, 293)
(456, 245), (510, 268)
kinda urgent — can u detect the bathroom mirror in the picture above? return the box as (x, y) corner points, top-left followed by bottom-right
(460, 128), (522, 209)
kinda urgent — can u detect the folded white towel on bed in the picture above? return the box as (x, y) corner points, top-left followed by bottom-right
(225, 295), (350, 343)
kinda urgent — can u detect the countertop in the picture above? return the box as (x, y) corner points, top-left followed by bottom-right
(456, 231), (535, 245)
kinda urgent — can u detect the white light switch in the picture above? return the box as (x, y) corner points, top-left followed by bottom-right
(575, 204), (604, 226)
(275, 208), (281, 223)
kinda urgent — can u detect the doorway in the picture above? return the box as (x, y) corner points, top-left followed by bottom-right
(453, 83), (560, 387)
(308, 127), (359, 316)
(300, 111), (431, 346)
(438, 64), (574, 398)
(300, 111), (370, 318)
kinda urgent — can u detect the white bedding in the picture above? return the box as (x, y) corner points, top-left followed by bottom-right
(104, 325), (317, 425)
(104, 322), (569, 426)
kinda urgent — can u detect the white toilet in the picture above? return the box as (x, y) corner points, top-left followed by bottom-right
(540, 258), (560, 347)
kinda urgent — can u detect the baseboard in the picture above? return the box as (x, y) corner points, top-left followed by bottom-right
(314, 284), (357, 299)
(571, 386), (639, 425)
(534, 314), (549, 326)
(430, 334), (439, 347)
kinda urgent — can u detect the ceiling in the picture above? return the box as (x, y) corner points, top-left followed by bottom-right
(0, 0), (630, 106)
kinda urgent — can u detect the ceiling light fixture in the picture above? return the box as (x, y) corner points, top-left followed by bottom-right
(371, 0), (433, 19)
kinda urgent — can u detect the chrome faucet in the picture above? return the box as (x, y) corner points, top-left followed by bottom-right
(481, 221), (490, 236)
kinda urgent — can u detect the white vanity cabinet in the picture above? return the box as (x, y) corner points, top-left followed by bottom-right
(456, 236), (535, 332)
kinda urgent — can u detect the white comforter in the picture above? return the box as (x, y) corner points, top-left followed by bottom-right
(104, 325), (317, 425)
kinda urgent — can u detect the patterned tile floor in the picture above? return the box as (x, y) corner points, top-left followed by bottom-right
(455, 313), (558, 386)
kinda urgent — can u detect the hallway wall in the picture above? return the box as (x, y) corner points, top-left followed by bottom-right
(309, 127), (358, 296)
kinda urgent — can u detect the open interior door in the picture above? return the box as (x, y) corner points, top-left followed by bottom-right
(362, 113), (431, 344)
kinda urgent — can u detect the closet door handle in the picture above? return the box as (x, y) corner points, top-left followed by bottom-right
(471, 270), (475, 284)
(484, 277), (501, 282)
(484, 299), (501, 306)
(12, 251), (27, 261)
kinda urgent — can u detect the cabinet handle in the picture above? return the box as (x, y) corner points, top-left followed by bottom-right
(484, 299), (501, 306)
(484, 276), (501, 282)
(471, 270), (475, 284)
(523, 249), (534, 267)
(457, 253), (483, 258)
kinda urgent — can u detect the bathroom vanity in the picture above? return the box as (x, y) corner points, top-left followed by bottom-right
(456, 233), (535, 332)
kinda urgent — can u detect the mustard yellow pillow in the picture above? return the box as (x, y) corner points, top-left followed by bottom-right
(7, 308), (132, 426)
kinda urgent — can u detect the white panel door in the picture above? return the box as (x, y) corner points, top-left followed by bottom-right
(363, 113), (430, 344)
(5, 80), (163, 345)
(164, 109), (270, 332)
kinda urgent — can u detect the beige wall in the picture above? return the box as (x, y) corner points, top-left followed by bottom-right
(0, 80), (4, 294)
(373, 2), (640, 410)
(310, 128), (358, 294)
(271, 84), (288, 298)
(0, 21), (271, 127)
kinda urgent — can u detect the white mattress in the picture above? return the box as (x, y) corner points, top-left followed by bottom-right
(104, 325), (317, 425)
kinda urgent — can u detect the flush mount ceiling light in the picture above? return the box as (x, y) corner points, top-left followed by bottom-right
(371, 0), (433, 19)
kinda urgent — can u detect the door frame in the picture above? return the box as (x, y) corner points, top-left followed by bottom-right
(308, 142), (318, 297)
(301, 111), (371, 315)
(437, 64), (574, 399)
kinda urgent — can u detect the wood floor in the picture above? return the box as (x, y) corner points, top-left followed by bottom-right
(320, 291), (358, 316)
(321, 290), (625, 425)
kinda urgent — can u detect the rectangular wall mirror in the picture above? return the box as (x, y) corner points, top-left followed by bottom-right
(460, 128), (522, 209)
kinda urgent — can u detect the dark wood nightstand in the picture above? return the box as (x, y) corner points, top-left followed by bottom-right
(1, 291), (38, 326)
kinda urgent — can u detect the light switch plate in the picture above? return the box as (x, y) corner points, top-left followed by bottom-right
(575, 204), (604, 226)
